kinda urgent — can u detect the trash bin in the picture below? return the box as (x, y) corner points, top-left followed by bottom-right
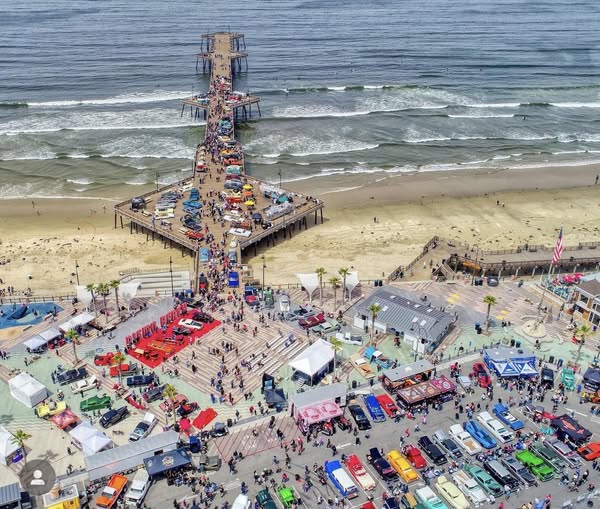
(549, 355), (555, 364)
(352, 380), (358, 389)
(515, 341), (521, 348)
(227, 418), (233, 428)
(557, 358), (563, 368)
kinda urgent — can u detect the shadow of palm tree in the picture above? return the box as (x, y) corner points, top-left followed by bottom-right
(40, 449), (59, 462)
(0, 414), (14, 424)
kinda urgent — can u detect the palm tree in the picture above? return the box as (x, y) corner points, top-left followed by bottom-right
(96, 283), (110, 322)
(368, 303), (382, 342)
(328, 336), (344, 379)
(110, 279), (121, 317)
(11, 430), (31, 466)
(329, 276), (341, 309)
(315, 267), (326, 305)
(575, 324), (592, 366)
(86, 283), (98, 319)
(483, 295), (497, 332)
(338, 267), (350, 304)
(65, 328), (79, 364)
(111, 351), (127, 383)
(163, 384), (178, 427)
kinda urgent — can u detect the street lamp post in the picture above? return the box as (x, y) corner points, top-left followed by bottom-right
(169, 256), (174, 296)
(262, 254), (266, 293)
(278, 169), (282, 188)
(75, 260), (80, 286)
(470, 246), (480, 286)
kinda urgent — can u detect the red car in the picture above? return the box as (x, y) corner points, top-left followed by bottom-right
(376, 394), (399, 417)
(472, 362), (492, 388)
(298, 312), (325, 329)
(94, 352), (115, 366)
(402, 444), (428, 469)
(578, 442), (600, 461)
(109, 363), (138, 377)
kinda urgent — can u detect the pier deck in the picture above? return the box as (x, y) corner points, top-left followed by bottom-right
(114, 32), (324, 284)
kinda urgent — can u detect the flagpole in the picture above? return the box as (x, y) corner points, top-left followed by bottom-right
(537, 263), (553, 325)
(537, 226), (563, 326)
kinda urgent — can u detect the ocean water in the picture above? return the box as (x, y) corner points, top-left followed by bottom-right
(1, 0), (600, 199)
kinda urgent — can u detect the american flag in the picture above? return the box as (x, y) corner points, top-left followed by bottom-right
(552, 227), (564, 265)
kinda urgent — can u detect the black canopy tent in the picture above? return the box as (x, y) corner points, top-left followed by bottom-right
(264, 388), (286, 408)
(550, 414), (592, 446)
(143, 448), (192, 477)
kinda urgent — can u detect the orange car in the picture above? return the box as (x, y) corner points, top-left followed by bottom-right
(578, 441), (600, 461)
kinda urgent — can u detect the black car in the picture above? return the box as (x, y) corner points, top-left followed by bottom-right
(417, 435), (447, 465)
(172, 327), (191, 336)
(348, 404), (371, 431)
(432, 430), (463, 459)
(367, 447), (397, 481)
(210, 422), (229, 438)
(541, 367), (555, 389)
(56, 367), (88, 385)
(142, 385), (165, 403)
(383, 497), (400, 509)
(100, 406), (129, 428)
(285, 308), (309, 321)
(192, 311), (214, 323)
(501, 456), (538, 487)
(126, 374), (155, 387)
(483, 459), (521, 492)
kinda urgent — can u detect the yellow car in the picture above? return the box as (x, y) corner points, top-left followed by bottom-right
(36, 400), (67, 419)
(435, 475), (470, 509)
(386, 450), (419, 483)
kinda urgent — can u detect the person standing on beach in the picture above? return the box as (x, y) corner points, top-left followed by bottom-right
(596, 175), (598, 185)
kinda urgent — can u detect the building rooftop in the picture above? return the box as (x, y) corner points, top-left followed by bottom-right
(354, 288), (455, 341)
(483, 345), (535, 361)
(577, 277), (600, 297)
(383, 360), (435, 382)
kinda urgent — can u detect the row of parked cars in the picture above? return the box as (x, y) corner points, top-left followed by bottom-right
(325, 393), (594, 509)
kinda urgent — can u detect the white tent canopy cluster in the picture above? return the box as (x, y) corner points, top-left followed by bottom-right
(69, 422), (113, 456)
(8, 372), (48, 408)
(75, 282), (139, 311)
(296, 271), (359, 303)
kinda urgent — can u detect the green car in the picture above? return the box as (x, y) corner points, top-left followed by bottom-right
(464, 464), (503, 498)
(256, 488), (277, 509)
(277, 486), (295, 508)
(515, 450), (555, 481)
(80, 395), (112, 412)
(529, 443), (568, 470)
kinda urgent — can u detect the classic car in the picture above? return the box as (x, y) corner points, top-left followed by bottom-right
(345, 454), (376, 491)
(109, 363), (138, 377)
(142, 385), (165, 403)
(80, 394), (112, 412)
(463, 464), (503, 499)
(94, 353), (115, 366)
(351, 354), (376, 380)
(515, 450), (555, 482)
(36, 400), (67, 419)
(501, 456), (538, 487)
(348, 404), (371, 431)
(376, 393), (399, 417)
(472, 362), (492, 388)
(577, 441), (600, 461)
(178, 319), (204, 330)
(386, 450), (419, 483)
(435, 475), (470, 509)
(192, 311), (214, 323)
(126, 374), (155, 387)
(70, 375), (98, 394)
(477, 411), (514, 443)
(448, 424), (482, 456)
(367, 447), (397, 481)
(402, 444), (428, 469)
(493, 403), (524, 431)
(56, 367), (88, 385)
(463, 421), (497, 450)
(363, 395), (386, 422)
(100, 406), (130, 428)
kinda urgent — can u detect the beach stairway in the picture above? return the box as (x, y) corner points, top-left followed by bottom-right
(120, 270), (191, 298)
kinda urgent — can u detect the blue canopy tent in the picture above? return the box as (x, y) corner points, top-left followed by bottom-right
(483, 346), (537, 378)
(144, 448), (192, 478)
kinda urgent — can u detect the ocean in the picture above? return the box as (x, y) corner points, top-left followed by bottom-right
(1, 0), (600, 199)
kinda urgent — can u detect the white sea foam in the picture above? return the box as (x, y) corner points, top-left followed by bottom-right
(549, 102), (600, 108)
(28, 90), (192, 108)
(327, 86), (347, 91)
(448, 114), (515, 118)
(66, 178), (94, 185)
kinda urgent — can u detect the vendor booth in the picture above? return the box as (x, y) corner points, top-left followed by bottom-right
(396, 376), (457, 408)
(0, 426), (20, 466)
(69, 422), (113, 457)
(0, 483), (25, 509)
(42, 483), (82, 509)
(550, 414), (592, 447)
(144, 448), (192, 479)
(9, 373), (48, 408)
(59, 312), (95, 333)
(482, 346), (537, 378)
(290, 383), (347, 432)
(583, 367), (600, 392)
(50, 410), (79, 431)
(23, 327), (61, 351)
(84, 431), (178, 481)
(288, 339), (334, 386)
(382, 360), (435, 393)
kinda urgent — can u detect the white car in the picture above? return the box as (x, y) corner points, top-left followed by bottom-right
(452, 469), (495, 507)
(178, 319), (204, 330)
(477, 411), (514, 443)
(129, 413), (157, 442)
(124, 469), (151, 507)
(70, 375), (98, 394)
(449, 424), (482, 456)
(336, 332), (364, 346)
(231, 494), (251, 509)
(435, 475), (470, 509)
(228, 228), (251, 237)
(279, 294), (291, 313)
(414, 486), (446, 509)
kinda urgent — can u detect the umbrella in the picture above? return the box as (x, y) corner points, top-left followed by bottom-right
(50, 409), (79, 430)
(243, 184), (253, 190)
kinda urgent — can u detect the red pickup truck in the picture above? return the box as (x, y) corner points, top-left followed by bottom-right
(298, 313), (325, 329)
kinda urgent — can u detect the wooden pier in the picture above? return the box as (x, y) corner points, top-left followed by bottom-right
(114, 32), (324, 289)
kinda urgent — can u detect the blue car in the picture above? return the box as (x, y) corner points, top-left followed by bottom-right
(324, 460), (359, 499)
(493, 403), (524, 431)
(363, 395), (386, 422)
(464, 420), (497, 449)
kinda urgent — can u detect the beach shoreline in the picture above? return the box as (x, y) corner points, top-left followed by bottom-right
(1, 162), (600, 299)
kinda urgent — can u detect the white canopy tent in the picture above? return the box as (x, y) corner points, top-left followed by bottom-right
(23, 336), (46, 351)
(296, 273), (319, 303)
(0, 425), (19, 466)
(289, 339), (335, 385)
(59, 312), (95, 333)
(344, 271), (360, 300)
(118, 282), (141, 310)
(23, 327), (62, 350)
(8, 373), (48, 408)
(69, 422), (113, 456)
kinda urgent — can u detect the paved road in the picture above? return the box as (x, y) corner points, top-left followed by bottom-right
(144, 363), (600, 509)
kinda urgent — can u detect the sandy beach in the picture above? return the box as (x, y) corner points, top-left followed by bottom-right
(1, 163), (600, 296)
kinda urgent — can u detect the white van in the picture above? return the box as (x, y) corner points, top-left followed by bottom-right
(330, 467), (358, 499)
(232, 494), (251, 509)
(124, 469), (151, 507)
